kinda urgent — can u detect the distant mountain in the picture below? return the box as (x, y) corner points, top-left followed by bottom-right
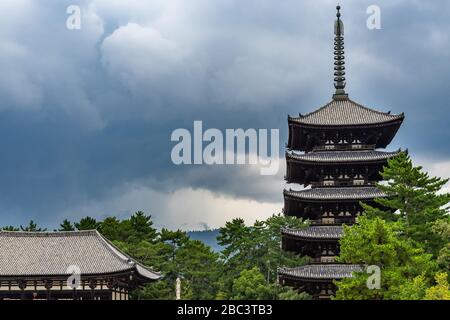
(187, 229), (222, 252)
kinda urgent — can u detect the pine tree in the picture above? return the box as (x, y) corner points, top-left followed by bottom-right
(217, 214), (308, 298)
(334, 215), (436, 300)
(59, 219), (75, 231)
(363, 152), (450, 256)
(75, 216), (99, 230)
(129, 211), (158, 242)
(20, 220), (46, 232)
(2, 226), (19, 231)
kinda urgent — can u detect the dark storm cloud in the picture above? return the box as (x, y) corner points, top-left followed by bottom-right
(0, 0), (449, 228)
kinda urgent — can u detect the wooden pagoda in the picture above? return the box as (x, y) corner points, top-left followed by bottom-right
(278, 6), (404, 299)
(0, 230), (160, 300)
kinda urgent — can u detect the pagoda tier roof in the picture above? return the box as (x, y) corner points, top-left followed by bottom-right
(286, 149), (402, 164)
(284, 186), (385, 202)
(0, 230), (160, 281)
(288, 97), (404, 127)
(278, 264), (363, 280)
(282, 226), (343, 240)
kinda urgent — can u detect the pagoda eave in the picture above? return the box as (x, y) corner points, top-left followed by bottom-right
(287, 115), (404, 129)
(278, 264), (363, 282)
(285, 149), (402, 164)
(283, 187), (386, 203)
(281, 226), (343, 241)
(288, 118), (404, 151)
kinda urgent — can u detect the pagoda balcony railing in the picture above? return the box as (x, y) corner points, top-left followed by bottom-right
(312, 144), (376, 152)
(311, 256), (338, 264)
(310, 218), (354, 225)
(311, 180), (374, 188)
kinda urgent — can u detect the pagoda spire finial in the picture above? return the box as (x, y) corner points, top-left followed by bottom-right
(333, 5), (348, 99)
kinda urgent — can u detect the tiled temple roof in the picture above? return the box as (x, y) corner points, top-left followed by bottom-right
(284, 186), (385, 201)
(289, 98), (404, 126)
(286, 149), (402, 163)
(278, 264), (363, 280)
(0, 230), (160, 280)
(282, 226), (343, 240)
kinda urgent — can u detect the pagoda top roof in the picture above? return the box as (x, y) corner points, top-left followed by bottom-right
(284, 186), (385, 201)
(0, 230), (160, 280)
(286, 149), (402, 163)
(278, 264), (363, 280)
(289, 97), (404, 127)
(282, 226), (343, 240)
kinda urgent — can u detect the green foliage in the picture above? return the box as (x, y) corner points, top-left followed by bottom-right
(2, 226), (19, 231)
(365, 152), (450, 256)
(131, 280), (173, 300)
(277, 287), (311, 300)
(335, 215), (436, 300)
(100, 215), (220, 300)
(336, 153), (450, 300)
(129, 211), (158, 242)
(99, 212), (158, 244)
(58, 219), (75, 231)
(432, 218), (450, 272)
(231, 267), (274, 300)
(217, 214), (308, 298)
(436, 244), (450, 273)
(424, 273), (450, 300)
(228, 267), (311, 300)
(174, 240), (220, 300)
(75, 216), (100, 230)
(392, 275), (428, 300)
(20, 220), (46, 232)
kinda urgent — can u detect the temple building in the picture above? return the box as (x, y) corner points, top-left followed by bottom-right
(278, 6), (404, 299)
(0, 230), (160, 300)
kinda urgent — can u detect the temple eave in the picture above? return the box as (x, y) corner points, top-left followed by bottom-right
(278, 264), (364, 281)
(286, 149), (402, 164)
(281, 226), (343, 240)
(283, 187), (386, 201)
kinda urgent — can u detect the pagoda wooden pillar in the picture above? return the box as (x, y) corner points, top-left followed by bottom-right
(18, 280), (26, 300)
(45, 280), (53, 300)
(89, 280), (97, 300)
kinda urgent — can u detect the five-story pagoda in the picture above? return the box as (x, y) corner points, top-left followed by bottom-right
(278, 6), (404, 299)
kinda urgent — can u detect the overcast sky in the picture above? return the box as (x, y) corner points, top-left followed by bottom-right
(0, 0), (449, 230)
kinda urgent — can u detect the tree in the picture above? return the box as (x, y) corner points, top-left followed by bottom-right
(129, 211), (157, 243)
(20, 220), (46, 232)
(118, 226), (220, 300)
(132, 280), (173, 300)
(334, 215), (437, 300)
(231, 267), (274, 300)
(278, 287), (311, 300)
(174, 240), (220, 299)
(2, 226), (19, 231)
(75, 216), (99, 230)
(59, 219), (75, 231)
(424, 273), (450, 300)
(363, 152), (450, 257)
(217, 214), (308, 298)
(432, 218), (450, 272)
(99, 217), (122, 240)
(394, 275), (428, 300)
(99, 212), (158, 244)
